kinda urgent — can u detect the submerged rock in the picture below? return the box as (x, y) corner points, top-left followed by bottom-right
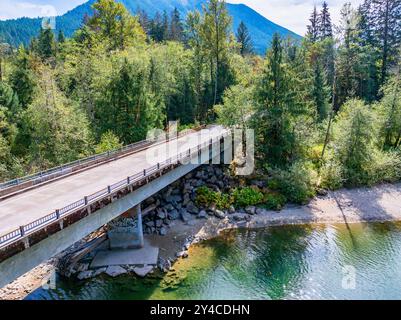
(105, 266), (127, 277)
(77, 270), (93, 280)
(133, 266), (154, 278)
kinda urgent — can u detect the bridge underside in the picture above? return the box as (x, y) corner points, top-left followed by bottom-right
(0, 147), (226, 288)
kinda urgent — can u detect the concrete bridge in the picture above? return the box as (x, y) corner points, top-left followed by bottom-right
(0, 125), (232, 288)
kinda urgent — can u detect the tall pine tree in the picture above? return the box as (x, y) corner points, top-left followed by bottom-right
(236, 21), (254, 56)
(306, 6), (319, 43)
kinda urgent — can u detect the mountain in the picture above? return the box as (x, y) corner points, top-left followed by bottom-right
(0, 0), (302, 54)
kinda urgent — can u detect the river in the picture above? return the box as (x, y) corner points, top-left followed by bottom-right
(26, 222), (401, 300)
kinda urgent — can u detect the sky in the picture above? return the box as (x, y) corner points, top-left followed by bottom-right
(0, 0), (365, 35)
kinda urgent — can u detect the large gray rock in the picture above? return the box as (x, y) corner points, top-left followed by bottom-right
(168, 209), (180, 220)
(186, 202), (199, 214)
(245, 206), (256, 215)
(180, 209), (192, 222)
(166, 195), (182, 204)
(133, 266), (154, 278)
(232, 213), (247, 221)
(159, 227), (168, 236)
(197, 210), (207, 219)
(157, 209), (166, 219)
(256, 207), (265, 215)
(209, 175), (217, 184)
(92, 268), (107, 277)
(183, 193), (191, 206)
(105, 266), (127, 277)
(215, 210), (226, 219)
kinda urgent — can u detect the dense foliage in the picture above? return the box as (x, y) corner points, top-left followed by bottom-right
(0, 0), (400, 208)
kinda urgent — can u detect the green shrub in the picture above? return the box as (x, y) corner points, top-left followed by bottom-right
(232, 187), (264, 207)
(367, 150), (401, 185)
(263, 192), (287, 210)
(196, 186), (233, 210)
(320, 158), (344, 190)
(270, 161), (318, 204)
(196, 186), (217, 207)
(95, 131), (122, 154)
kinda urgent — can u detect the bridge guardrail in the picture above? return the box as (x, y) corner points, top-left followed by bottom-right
(0, 128), (202, 193)
(0, 132), (229, 249)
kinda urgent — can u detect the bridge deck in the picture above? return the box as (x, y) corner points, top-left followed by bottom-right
(0, 127), (226, 237)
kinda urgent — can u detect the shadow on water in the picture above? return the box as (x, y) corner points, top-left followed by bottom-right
(26, 271), (166, 300)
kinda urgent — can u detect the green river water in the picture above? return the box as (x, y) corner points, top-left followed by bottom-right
(27, 222), (401, 300)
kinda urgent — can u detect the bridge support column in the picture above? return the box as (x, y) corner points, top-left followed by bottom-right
(131, 204), (144, 248)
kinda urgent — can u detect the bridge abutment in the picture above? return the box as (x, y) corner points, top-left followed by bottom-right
(107, 205), (144, 250)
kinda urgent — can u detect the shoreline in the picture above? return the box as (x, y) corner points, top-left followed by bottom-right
(1, 182), (400, 300)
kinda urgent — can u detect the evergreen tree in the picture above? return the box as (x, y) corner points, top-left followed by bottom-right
(319, 2), (333, 39)
(312, 54), (330, 120)
(379, 65), (401, 149)
(318, 2), (335, 88)
(335, 3), (361, 109)
(0, 43), (11, 82)
(357, 0), (375, 47)
(306, 6), (319, 43)
(201, 0), (232, 106)
(186, 10), (207, 120)
(255, 34), (299, 167)
(149, 12), (165, 42)
(170, 8), (184, 42)
(236, 21), (254, 56)
(9, 46), (36, 109)
(162, 11), (170, 41)
(137, 8), (150, 35)
(0, 81), (19, 112)
(370, 0), (401, 84)
(57, 30), (66, 43)
(37, 27), (56, 60)
(98, 58), (163, 144)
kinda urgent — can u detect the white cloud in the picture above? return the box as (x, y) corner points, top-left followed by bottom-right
(227, 0), (365, 35)
(0, 0), (86, 20)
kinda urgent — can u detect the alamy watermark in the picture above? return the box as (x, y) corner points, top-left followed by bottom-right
(145, 122), (255, 176)
(41, 5), (57, 30)
(342, 265), (356, 290)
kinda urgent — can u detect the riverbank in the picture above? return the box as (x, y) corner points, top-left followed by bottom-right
(1, 182), (400, 300)
(150, 181), (401, 261)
